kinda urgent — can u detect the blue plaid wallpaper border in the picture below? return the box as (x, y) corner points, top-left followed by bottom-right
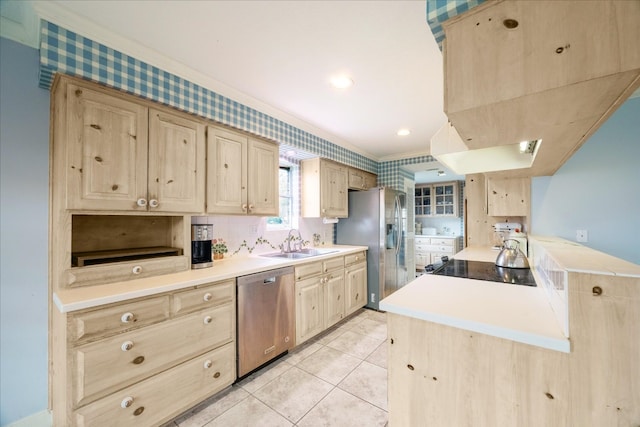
(426, 0), (485, 50)
(38, 21), (377, 174)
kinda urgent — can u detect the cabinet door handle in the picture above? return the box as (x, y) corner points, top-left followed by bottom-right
(149, 199), (159, 208)
(121, 397), (134, 409)
(248, 204), (254, 212)
(132, 265), (142, 275)
(203, 360), (213, 369)
(121, 341), (134, 351)
(136, 198), (147, 207)
(121, 312), (134, 323)
(203, 293), (213, 302)
(203, 316), (213, 324)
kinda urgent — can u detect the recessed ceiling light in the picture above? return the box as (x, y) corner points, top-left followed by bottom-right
(397, 129), (411, 136)
(330, 75), (354, 89)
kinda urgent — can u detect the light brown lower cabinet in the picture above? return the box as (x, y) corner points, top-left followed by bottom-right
(53, 279), (236, 426)
(74, 343), (235, 427)
(387, 271), (640, 426)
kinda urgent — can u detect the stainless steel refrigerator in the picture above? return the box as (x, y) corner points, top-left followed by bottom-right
(336, 187), (408, 310)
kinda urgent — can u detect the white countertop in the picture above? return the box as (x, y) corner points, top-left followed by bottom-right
(380, 246), (570, 353)
(54, 245), (367, 313)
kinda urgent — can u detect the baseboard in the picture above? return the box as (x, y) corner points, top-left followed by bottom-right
(5, 410), (52, 427)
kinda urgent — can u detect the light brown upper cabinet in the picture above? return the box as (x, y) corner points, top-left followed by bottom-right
(348, 167), (377, 191)
(442, 0), (640, 177)
(301, 158), (348, 218)
(487, 177), (530, 217)
(59, 76), (205, 213)
(206, 126), (279, 216)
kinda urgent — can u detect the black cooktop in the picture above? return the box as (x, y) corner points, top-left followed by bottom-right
(432, 259), (537, 287)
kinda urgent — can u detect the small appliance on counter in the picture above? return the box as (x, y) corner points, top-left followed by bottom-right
(191, 224), (213, 269)
(495, 239), (530, 269)
(492, 222), (527, 256)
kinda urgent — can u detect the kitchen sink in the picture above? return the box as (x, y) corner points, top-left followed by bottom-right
(260, 248), (339, 259)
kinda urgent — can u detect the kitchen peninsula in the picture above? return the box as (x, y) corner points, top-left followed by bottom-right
(381, 236), (640, 426)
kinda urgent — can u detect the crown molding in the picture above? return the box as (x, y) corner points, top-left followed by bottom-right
(30, 1), (378, 162)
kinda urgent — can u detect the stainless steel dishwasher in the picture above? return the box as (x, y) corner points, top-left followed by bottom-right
(237, 266), (295, 378)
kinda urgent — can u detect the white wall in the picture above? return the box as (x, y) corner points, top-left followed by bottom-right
(0, 38), (51, 425)
(532, 97), (640, 265)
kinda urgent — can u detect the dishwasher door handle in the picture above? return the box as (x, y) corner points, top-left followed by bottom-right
(263, 277), (276, 284)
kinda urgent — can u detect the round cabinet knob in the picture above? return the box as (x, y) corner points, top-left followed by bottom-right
(121, 397), (134, 409)
(121, 341), (134, 352)
(149, 199), (159, 208)
(203, 360), (213, 369)
(121, 312), (134, 323)
(203, 316), (212, 324)
(203, 293), (213, 302)
(132, 265), (142, 275)
(136, 198), (147, 207)
(242, 204), (248, 212)
(248, 204), (254, 212)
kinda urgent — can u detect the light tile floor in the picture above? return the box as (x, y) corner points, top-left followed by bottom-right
(167, 309), (388, 427)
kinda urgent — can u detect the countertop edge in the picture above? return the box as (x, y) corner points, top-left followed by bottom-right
(380, 299), (570, 353)
(54, 245), (368, 313)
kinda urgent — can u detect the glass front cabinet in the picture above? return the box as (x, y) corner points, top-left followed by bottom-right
(415, 182), (459, 217)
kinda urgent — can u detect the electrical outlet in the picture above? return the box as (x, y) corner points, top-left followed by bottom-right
(576, 229), (588, 243)
(371, 293), (376, 303)
(250, 225), (258, 234)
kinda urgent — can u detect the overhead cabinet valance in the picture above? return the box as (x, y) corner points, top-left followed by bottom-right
(442, 0), (640, 177)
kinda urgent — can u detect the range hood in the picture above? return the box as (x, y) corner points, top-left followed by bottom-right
(430, 122), (542, 175)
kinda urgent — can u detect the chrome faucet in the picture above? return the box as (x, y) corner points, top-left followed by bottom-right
(286, 229), (303, 253)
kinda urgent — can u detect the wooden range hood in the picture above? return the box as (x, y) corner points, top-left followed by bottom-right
(439, 0), (640, 178)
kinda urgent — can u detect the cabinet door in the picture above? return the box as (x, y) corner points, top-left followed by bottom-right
(206, 126), (248, 214)
(65, 83), (148, 211)
(148, 109), (205, 213)
(348, 168), (365, 190)
(247, 138), (279, 216)
(325, 271), (345, 328)
(295, 277), (324, 345)
(321, 161), (348, 217)
(487, 177), (530, 217)
(363, 172), (377, 190)
(345, 262), (367, 317)
(433, 183), (458, 217)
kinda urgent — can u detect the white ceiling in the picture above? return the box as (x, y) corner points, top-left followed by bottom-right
(31, 0), (448, 163)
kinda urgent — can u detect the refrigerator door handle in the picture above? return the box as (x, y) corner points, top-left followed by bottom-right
(394, 195), (401, 255)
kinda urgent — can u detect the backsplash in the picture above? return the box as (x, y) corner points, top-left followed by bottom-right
(192, 216), (335, 257)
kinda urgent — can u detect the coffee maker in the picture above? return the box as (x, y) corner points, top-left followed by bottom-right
(191, 224), (213, 269)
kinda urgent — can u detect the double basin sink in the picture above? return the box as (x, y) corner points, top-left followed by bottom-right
(260, 248), (338, 259)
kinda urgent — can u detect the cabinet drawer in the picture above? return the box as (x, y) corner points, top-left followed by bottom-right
(64, 256), (189, 288)
(344, 251), (366, 267)
(431, 238), (454, 246)
(74, 342), (235, 427)
(426, 245), (455, 253)
(72, 304), (233, 408)
(323, 256), (344, 273)
(295, 262), (323, 281)
(69, 296), (170, 344)
(415, 244), (430, 253)
(415, 237), (431, 245)
(172, 280), (234, 316)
